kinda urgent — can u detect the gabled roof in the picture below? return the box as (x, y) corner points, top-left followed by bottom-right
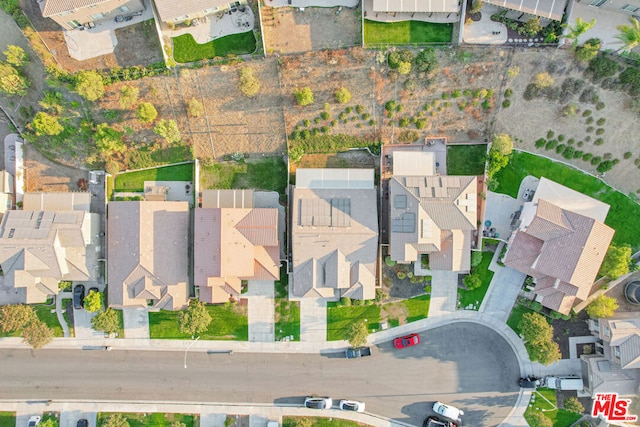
(41, 0), (111, 16)
(389, 174), (477, 270)
(603, 316), (640, 369)
(291, 169), (378, 300)
(23, 192), (91, 212)
(107, 201), (189, 311)
(194, 205), (280, 304)
(584, 355), (640, 397)
(154, 0), (232, 22)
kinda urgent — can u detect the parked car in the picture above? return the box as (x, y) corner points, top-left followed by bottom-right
(73, 285), (85, 309)
(423, 416), (454, 427)
(304, 396), (332, 409)
(266, 422), (278, 427)
(339, 400), (365, 412)
(433, 402), (464, 422)
(77, 420), (88, 427)
(345, 347), (372, 358)
(518, 376), (540, 389)
(393, 333), (420, 349)
(27, 417), (41, 427)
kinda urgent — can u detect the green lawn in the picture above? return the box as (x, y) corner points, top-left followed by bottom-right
(284, 417), (365, 427)
(106, 174), (114, 201)
(382, 294), (432, 323)
(364, 20), (453, 45)
(173, 31), (256, 63)
(506, 303), (538, 335)
(115, 309), (125, 339)
(0, 412), (16, 427)
(274, 265), (289, 298)
(275, 299), (300, 341)
(447, 144), (488, 175)
(493, 151), (640, 250)
(149, 304), (248, 340)
(97, 413), (197, 427)
(458, 251), (494, 310)
(33, 303), (63, 337)
(524, 388), (582, 427)
(199, 157), (287, 197)
(114, 163), (194, 192)
(326, 303), (381, 341)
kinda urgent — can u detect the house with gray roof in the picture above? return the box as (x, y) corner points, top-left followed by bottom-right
(504, 177), (615, 315)
(107, 201), (189, 311)
(582, 313), (640, 397)
(39, 0), (145, 30)
(153, 0), (246, 25)
(0, 207), (99, 305)
(388, 151), (477, 272)
(291, 169), (379, 300)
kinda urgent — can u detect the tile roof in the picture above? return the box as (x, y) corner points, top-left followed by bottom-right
(373, 0), (460, 13)
(202, 189), (253, 209)
(154, 0), (244, 22)
(194, 206), (279, 304)
(483, 0), (567, 21)
(107, 201), (189, 311)
(584, 355), (640, 397)
(291, 169), (378, 300)
(23, 192), (91, 212)
(41, 0), (114, 16)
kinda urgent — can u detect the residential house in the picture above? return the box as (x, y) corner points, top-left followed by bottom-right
(582, 312), (640, 397)
(0, 198), (99, 305)
(23, 192), (91, 211)
(194, 189), (280, 304)
(107, 201), (189, 311)
(39, 0), (145, 30)
(371, 0), (459, 15)
(291, 169), (379, 300)
(483, 0), (567, 21)
(504, 177), (615, 315)
(573, 0), (640, 19)
(153, 0), (247, 25)
(388, 151), (477, 272)
(0, 170), (14, 214)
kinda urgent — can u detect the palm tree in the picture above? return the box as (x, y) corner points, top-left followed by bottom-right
(564, 18), (596, 47)
(616, 16), (640, 52)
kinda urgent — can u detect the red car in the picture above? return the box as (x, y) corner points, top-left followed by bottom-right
(393, 333), (420, 349)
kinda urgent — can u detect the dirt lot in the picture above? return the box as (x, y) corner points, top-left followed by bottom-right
(19, 0), (163, 72)
(262, 5), (362, 54)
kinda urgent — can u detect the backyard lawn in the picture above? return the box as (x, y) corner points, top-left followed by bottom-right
(114, 163), (194, 192)
(458, 251), (494, 310)
(494, 151), (640, 250)
(524, 388), (582, 427)
(327, 303), (381, 341)
(447, 144), (488, 176)
(97, 413), (197, 427)
(0, 412), (15, 427)
(363, 20), (453, 45)
(149, 304), (248, 340)
(173, 31), (257, 63)
(199, 157), (287, 197)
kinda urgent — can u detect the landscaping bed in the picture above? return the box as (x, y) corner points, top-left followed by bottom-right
(524, 388), (582, 427)
(458, 251), (494, 310)
(97, 413), (197, 427)
(283, 417), (368, 427)
(551, 310), (591, 360)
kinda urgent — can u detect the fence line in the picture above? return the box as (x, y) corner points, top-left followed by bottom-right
(118, 160), (195, 175)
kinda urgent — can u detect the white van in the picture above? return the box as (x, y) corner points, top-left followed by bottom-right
(544, 376), (584, 391)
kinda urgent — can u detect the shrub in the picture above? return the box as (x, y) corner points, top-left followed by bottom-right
(533, 72), (554, 88)
(557, 134), (565, 142)
(624, 151), (633, 159)
(295, 87), (314, 106)
(535, 138), (546, 148)
(594, 138), (604, 145)
(582, 109), (592, 117)
(575, 38), (601, 62)
(463, 274), (482, 290)
(415, 118), (427, 129)
(580, 87), (600, 104)
(187, 98), (204, 117)
(385, 100), (397, 114)
(546, 130), (554, 139)
(562, 146), (575, 159)
(153, 119), (181, 144)
(398, 130), (419, 142)
(573, 150), (583, 159)
(471, 251), (483, 268)
(398, 117), (410, 127)
(596, 101), (606, 110)
(597, 160), (614, 172)
(591, 156), (602, 165)
(340, 297), (352, 307)
(545, 139), (558, 150)
(586, 116), (594, 124)
(567, 138), (575, 145)
(502, 99), (511, 108)
(587, 55), (618, 81)
(561, 104), (576, 117)
(136, 102), (157, 123)
(397, 271), (406, 280)
(320, 111), (330, 120)
(586, 126), (594, 133)
(504, 88), (513, 98)
(31, 112), (63, 136)
(596, 128), (605, 135)
(74, 70), (104, 101)
(238, 67), (261, 97)
(596, 117), (606, 126)
(555, 144), (566, 154)
(335, 87), (351, 104)
(619, 66), (640, 96)
(530, 301), (543, 311)
(414, 47), (438, 74)
(119, 85), (139, 109)
(582, 152), (593, 161)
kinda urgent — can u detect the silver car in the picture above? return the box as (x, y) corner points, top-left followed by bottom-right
(304, 397), (332, 409)
(339, 400), (365, 412)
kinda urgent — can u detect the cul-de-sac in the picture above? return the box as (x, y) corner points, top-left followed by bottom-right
(0, 0), (639, 426)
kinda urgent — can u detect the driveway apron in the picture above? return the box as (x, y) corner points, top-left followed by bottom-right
(480, 248), (526, 323)
(299, 298), (327, 342)
(122, 307), (150, 339)
(247, 280), (275, 342)
(428, 270), (458, 317)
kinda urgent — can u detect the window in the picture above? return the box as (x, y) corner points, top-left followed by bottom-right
(174, 15), (188, 21)
(66, 20), (82, 28)
(604, 326), (611, 337)
(622, 3), (640, 12)
(118, 6), (130, 12)
(614, 346), (621, 358)
(90, 13), (105, 20)
(589, 0), (608, 6)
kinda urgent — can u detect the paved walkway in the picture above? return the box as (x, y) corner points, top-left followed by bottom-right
(56, 292), (71, 338)
(299, 298), (327, 342)
(247, 280), (276, 342)
(122, 307), (150, 339)
(462, 3), (508, 45)
(479, 244), (526, 322)
(160, 7), (255, 44)
(427, 270), (459, 317)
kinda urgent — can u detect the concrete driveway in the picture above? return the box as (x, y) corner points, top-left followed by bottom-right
(73, 308), (102, 339)
(122, 307), (150, 339)
(60, 410), (98, 427)
(248, 280), (275, 342)
(299, 297), (328, 342)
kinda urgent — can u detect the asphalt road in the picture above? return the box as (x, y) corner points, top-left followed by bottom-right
(0, 323), (520, 426)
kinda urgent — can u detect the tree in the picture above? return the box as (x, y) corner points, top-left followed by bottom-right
(94, 123), (125, 154)
(563, 397), (585, 414)
(84, 290), (103, 313)
(170, 422), (185, 427)
(154, 119), (181, 144)
(103, 414), (129, 427)
(599, 244), (631, 280)
(564, 18), (596, 47)
(31, 112), (63, 136)
(4, 45), (28, 67)
(397, 61), (412, 75)
(463, 274), (482, 290)
(346, 320), (368, 347)
(91, 308), (121, 334)
(470, 0), (483, 14)
(178, 300), (212, 336)
(22, 319), (53, 350)
(334, 87), (351, 104)
(471, 251), (483, 268)
(586, 295), (619, 319)
(529, 338), (561, 365)
(238, 67), (261, 98)
(527, 411), (553, 427)
(119, 85), (139, 109)
(74, 70), (105, 101)
(137, 102), (158, 123)
(616, 17), (640, 52)
(39, 419), (57, 427)
(575, 38), (601, 62)
(415, 48), (438, 74)
(519, 312), (553, 345)
(388, 50), (413, 70)
(0, 304), (36, 333)
(491, 133), (514, 156)
(0, 61), (29, 96)
(294, 87), (314, 106)
(187, 98), (204, 117)
(523, 17), (542, 37)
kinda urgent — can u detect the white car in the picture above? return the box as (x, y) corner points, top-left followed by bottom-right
(304, 396), (332, 409)
(339, 400), (365, 412)
(27, 417), (41, 427)
(433, 402), (464, 422)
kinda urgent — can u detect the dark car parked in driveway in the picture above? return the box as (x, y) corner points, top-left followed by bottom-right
(77, 420), (88, 427)
(73, 285), (85, 309)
